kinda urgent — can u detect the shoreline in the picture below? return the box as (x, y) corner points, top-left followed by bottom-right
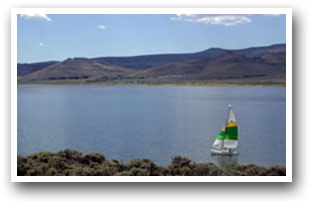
(17, 150), (286, 176)
(17, 82), (286, 87)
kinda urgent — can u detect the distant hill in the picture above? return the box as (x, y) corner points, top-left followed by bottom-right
(92, 44), (286, 70)
(17, 44), (285, 74)
(91, 48), (226, 70)
(235, 44), (286, 58)
(17, 44), (286, 85)
(19, 58), (133, 82)
(17, 61), (58, 77)
(133, 51), (285, 80)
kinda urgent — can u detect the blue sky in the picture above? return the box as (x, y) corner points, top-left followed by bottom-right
(17, 14), (286, 63)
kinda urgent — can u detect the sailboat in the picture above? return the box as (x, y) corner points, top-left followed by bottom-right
(211, 104), (239, 155)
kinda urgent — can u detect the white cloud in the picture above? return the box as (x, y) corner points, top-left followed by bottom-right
(20, 14), (52, 22)
(171, 14), (252, 26)
(97, 25), (106, 30)
(38, 42), (48, 48)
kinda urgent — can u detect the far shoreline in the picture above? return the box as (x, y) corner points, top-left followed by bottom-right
(17, 81), (286, 87)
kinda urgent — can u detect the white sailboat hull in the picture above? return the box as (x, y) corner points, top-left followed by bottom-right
(211, 148), (239, 156)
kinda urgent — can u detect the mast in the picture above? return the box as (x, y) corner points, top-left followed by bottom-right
(220, 104), (232, 150)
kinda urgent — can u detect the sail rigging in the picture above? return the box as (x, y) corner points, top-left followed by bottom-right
(211, 105), (238, 155)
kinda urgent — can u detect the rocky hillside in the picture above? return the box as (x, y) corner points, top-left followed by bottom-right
(17, 44), (286, 85)
(19, 57), (133, 82)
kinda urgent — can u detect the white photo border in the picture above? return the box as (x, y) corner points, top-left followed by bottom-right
(11, 7), (292, 182)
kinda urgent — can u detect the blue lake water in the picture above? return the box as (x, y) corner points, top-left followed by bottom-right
(17, 85), (286, 167)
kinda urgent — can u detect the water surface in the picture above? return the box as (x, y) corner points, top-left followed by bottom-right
(18, 85), (286, 167)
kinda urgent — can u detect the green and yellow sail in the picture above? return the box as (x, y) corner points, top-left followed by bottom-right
(212, 105), (238, 149)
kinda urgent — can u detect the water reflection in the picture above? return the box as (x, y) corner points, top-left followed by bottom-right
(211, 155), (239, 170)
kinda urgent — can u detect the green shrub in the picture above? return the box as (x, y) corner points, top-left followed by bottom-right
(262, 166), (286, 176)
(17, 156), (30, 176)
(189, 163), (224, 176)
(58, 149), (83, 161)
(128, 167), (148, 176)
(170, 156), (192, 168)
(128, 159), (160, 175)
(46, 168), (57, 176)
(16, 150), (286, 176)
(69, 166), (95, 176)
(82, 153), (105, 165)
(114, 171), (131, 176)
(94, 165), (118, 176)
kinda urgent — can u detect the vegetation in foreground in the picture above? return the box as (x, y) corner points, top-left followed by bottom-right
(17, 149), (286, 176)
